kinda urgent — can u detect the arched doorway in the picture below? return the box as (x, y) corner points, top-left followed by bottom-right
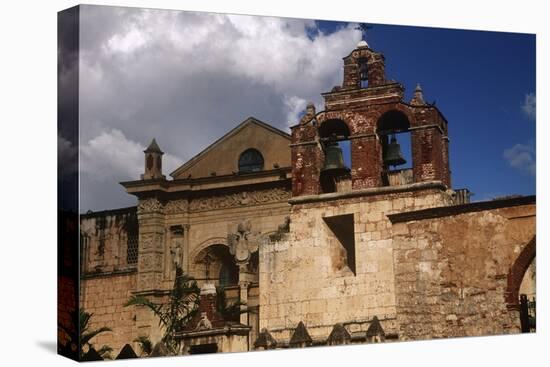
(193, 244), (238, 288)
(505, 236), (536, 332)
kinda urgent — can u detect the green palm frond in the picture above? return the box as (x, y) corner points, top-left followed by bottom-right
(124, 267), (200, 355)
(81, 326), (112, 346)
(78, 309), (113, 360)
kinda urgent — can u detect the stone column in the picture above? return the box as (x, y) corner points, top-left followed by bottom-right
(238, 264), (256, 325)
(136, 198), (165, 292)
(183, 224), (190, 273)
(135, 197), (166, 344)
(351, 135), (382, 189)
(411, 126), (444, 184)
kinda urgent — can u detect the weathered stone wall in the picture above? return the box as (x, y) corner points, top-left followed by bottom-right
(80, 207), (138, 274)
(390, 200), (535, 340)
(79, 182), (292, 355)
(260, 186), (453, 343)
(80, 273), (138, 356)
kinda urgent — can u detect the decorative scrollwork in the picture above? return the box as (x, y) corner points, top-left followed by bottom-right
(189, 188), (290, 212)
(137, 198), (163, 214)
(164, 199), (188, 215)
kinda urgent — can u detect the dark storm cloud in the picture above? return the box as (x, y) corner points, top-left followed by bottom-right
(58, 6), (79, 211)
(77, 5), (361, 212)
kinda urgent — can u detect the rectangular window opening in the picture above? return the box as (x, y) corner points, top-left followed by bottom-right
(323, 213), (356, 275)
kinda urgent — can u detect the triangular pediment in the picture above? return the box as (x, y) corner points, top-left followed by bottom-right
(170, 117), (291, 179)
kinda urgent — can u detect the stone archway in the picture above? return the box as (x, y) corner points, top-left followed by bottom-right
(505, 236), (536, 311)
(192, 243), (238, 287)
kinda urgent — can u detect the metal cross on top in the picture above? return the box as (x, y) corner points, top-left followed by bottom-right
(355, 23), (373, 42)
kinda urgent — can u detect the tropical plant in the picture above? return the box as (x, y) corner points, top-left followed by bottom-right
(125, 267), (200, 355)
(215, 285), (246, 322)
(133, 335), (153, 356)
(79, 309), (113, 360)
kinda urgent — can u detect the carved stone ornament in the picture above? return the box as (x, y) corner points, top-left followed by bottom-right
(140, 233), (163, 251)
(164, 199), (188, 215)
(137, 198), (163, 214)
(195, 312), (213, 331)
(189, 188), (290, 212)
(170, 238), (183, 270)
(227, 220), (262, 264)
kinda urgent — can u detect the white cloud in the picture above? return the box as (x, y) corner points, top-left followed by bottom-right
(80, 129), (182, 182)
(283, 95), (308, 127)
(77, 6), (363, 210)
(503, 142), (536, 176)
(106, 27), (148, 53)
(521, 92), (536, 121)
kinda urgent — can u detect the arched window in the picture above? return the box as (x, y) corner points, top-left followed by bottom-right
(238, 149), (264, 173)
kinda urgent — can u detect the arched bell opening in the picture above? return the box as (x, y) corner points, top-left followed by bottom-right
(358, 57), (369, 88)
(318, 119), (352, 194)
(377, 110), (413, 186)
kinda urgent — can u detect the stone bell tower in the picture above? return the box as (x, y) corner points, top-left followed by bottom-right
(141, 138), (165, 180)
(290, 40), (451, 196)
(259, 39), (454, 345)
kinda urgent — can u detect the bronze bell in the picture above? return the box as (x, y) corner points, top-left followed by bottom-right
(383, 134), (407, 167)
(322, 142), (349, 174)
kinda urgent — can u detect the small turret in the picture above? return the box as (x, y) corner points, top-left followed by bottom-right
(141, 138), (165, 180)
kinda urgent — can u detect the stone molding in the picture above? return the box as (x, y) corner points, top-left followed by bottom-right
(137, 198), (163, 214)
(189, 187), (290, 212)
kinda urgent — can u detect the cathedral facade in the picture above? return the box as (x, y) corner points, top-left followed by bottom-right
(79, 41), (536, 357)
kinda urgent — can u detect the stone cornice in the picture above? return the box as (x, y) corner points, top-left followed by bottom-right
(388, 195), (536, 223)
(289, 181), (447, 205)
(121, 168), (291, 197)
(81, 267), (137, 280)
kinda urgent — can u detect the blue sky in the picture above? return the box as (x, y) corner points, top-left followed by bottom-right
(319, 20), (536, 200)
(75, 8), (536, 211)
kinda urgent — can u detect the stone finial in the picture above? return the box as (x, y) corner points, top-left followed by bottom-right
(306, 102), (316, 116)
(144, 138), (163, 154)
(357, 40), (369, 48)
(254, 328), (278, 350)
(300, 102), (316, 125)
(366, 316), (386, 343)
(116, 344), (138, 359)
(289, 321), (312, 347)
(327, 323), (351, 345)
(410, 83), (426, 106)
